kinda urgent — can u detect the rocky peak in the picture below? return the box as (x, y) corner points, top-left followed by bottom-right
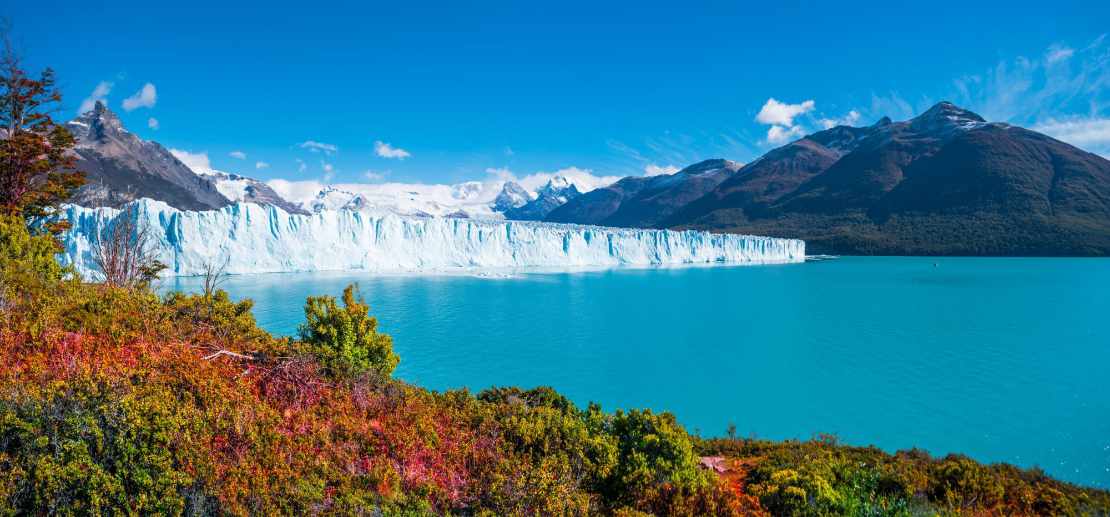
(67, 101), (126, 146)
(910, 101), (987, 135)
(492, 181), (531, 211)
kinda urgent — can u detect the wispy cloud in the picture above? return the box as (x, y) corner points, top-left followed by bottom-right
(121, 83), (157, 111)
(944, 35), (1110, 154)
(78, 81), (112, 114)
(296, 159), (307, 173)
(229, 150), (247, 160)
(1033, 117), (1110, 156)
(374, 140), (411, 159)
(299, 140), (338, 155)
(147, 117), (159, 130)
(255, 161), (270, 169)
(1045, 44), (1075, 64)
(364, 170), (387, 181)
(169, 149), (210, 172)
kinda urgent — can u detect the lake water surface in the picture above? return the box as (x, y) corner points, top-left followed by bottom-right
(168, 257), (1110, 488)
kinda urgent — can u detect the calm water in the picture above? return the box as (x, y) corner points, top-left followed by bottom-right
(168, 258), (1110, 488)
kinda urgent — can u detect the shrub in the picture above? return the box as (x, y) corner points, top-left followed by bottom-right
(298, 283), (397, 381)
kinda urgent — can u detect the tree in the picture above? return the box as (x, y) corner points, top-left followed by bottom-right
(298, 283), (397, 380)
(91, 210), (166, 288)
(0, 24), (84, 226)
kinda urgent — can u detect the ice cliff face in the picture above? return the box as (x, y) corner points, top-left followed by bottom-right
(56, 199), (805, 278)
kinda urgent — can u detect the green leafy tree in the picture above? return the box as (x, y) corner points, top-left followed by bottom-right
(298, 283), (397, 380)
(0, 28), (84, 226)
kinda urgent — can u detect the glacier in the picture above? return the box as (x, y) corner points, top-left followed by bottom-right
(55, 199), (805, 278)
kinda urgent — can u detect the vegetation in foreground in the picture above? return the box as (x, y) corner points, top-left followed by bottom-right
(2, 218), (1110, 516)
(2, 26), (1109, 517)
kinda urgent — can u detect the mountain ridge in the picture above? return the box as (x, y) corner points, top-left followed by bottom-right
(542, 101), (1110, 256)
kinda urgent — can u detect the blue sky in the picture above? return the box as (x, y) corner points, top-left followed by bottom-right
(7, 1), (1110, 189)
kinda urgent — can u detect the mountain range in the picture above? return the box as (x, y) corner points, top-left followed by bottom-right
(546, 102), (1110, 256)
(59, 101), (1110, 256)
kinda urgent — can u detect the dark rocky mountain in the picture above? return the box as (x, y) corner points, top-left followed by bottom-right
(492, 181), (532, 212)
(544, 159), (742, 226)
(663, 102), (1110, 255)
(66, 102), (229, 210)
(65, 102), (304, 214)
(505, 176), (581, 220)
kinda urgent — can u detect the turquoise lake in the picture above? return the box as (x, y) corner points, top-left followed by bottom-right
(168, 257), (1110, 488)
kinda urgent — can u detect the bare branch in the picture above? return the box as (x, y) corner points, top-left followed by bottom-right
(91, 209), (166, 288)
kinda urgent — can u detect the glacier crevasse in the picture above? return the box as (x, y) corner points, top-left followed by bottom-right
(56, 199), (805, 277)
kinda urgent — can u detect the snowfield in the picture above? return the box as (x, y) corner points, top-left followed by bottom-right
(56, 199), (806, 278)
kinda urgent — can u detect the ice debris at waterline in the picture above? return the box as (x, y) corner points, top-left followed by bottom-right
(55, 199), (806, 277)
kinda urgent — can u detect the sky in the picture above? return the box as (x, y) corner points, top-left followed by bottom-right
(6, 1), (1110, 192)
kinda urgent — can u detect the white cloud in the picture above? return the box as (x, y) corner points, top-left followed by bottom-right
(364, 170), (387, 181)
(485, 167), (513, 181)
(644, 164), (680, 176)
(321, 162), (334, 173)
(78, 81), (113, 114)
(765, 124), (806, 144)
(169, 149), (210, 172)
(755, 98), (815, 126)
(255, 161), (270, 169)
(819, 110), (862, 129)
(296, 159), (307, 173)
(1033, 117), (1110, 151)
(755, 98), (817, 146)
(299, 140), (338, 154)
(229, 150), (247, 160)
(121, 83), (157, 111)
(1045, 44), (1075, 64)
(267, 179), (325, 202)
(374, 140), (411, 159)
(147, 117), (159, 130)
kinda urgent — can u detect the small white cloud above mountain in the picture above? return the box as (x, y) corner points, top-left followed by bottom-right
(169, 149), (211, 172)
(374, 140), (411, 159)
(819, 110), (862, 129)
(364, 170), (387, 181)
(147, 117), (159, 130)
(121, 83), (157, 111)
(644, 164), (680, 176)
(765, 124), (805, 144)
(255, 161), (269, 169)
(229, 150), (247, 160)
(300, 140), (338, 154)
(78, 81), (113, 114)
(296, 159), (307, 173)
(756, 98), (816, 145)
(756, 98), (815, 126)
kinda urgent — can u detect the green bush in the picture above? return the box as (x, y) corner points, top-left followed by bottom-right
(298, 283), (397, 380)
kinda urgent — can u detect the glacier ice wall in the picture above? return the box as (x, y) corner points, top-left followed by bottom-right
(56, 199), (805, 278)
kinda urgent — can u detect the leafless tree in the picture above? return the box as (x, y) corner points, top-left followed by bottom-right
(201, 256), (229, 299)
(91, 210), (165, 288)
